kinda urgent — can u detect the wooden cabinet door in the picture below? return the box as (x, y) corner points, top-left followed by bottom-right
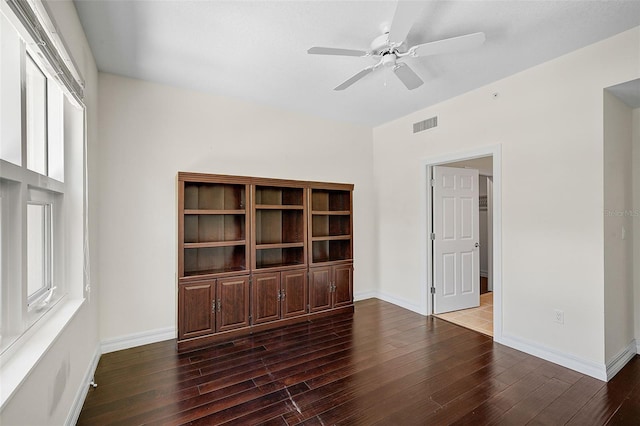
(179, 280), (215, 339)
(217, 275), (250, 332)
(333, 264), (353, 308)
(309, 267), (331, 312)
(281, 269), (308, 318)
(252, 272), (281, 324)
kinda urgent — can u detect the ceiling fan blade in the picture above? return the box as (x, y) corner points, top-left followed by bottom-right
(410, 32), (486, 57)
(334, 67), (375, 91)
(388, 1), (427, 44)
(308, 47), (368, 57)
(393, 63), (424, 90)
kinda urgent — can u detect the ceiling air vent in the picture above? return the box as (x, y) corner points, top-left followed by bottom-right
(413, 116), (438, 133)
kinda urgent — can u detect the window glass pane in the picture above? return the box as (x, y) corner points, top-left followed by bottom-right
(26, 55), (47, 175)
(47, 82), (64, 181)
(0, 14), (22, 166)
(27, 204), (46, 297)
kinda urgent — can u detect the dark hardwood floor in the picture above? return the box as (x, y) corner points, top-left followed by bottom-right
(78, 299), (640, 425)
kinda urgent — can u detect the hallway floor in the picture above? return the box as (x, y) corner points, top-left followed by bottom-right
(435, 292), (493, 337)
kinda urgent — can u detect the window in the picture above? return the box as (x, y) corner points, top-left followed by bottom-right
(26, 201), (52, 305)
(26, 54), (48, 175)
(0, 8), (85, 354)
(27, 204), (48, 299)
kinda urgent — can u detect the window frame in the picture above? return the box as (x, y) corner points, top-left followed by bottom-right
(0, 1), (88, 408)
(0, 10), (83, 355)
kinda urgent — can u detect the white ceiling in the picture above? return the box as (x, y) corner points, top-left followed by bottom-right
(73, 1), (640, 126)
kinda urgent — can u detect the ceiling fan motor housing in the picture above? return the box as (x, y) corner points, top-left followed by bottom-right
(370, 32), (405, 55)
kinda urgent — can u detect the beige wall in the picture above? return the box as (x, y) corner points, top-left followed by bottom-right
(603, 91), (634, 362)
(634, 108), (640, 347)
(0, 0), (100, 424)
(373, 27), (640, 368)
(97, 73), (376, 341)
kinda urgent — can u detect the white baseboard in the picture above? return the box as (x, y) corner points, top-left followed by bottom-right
(101, 326), (176, 354)
(354, 290), (378, 301)
(376, 291), (426, 316)
(480, 270), (489, 278)
(499, 333), (607, 381)
(65, 345), (100, 426)
(353, 291), (424, 315)
(606, 340), (637, 381)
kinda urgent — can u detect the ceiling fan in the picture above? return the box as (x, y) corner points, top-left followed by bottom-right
(307, 2), (485, 91)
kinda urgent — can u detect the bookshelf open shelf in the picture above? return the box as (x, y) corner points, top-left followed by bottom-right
(183, 246), (247, 276)
(179, 177), (250, 278)
(309, 187), (352, 265)
(253, 185), (306, 270)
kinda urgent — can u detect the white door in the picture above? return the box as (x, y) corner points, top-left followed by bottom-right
(432, 166), (480, 314)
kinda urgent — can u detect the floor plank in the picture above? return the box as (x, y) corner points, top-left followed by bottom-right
(77, 299), (640, 425)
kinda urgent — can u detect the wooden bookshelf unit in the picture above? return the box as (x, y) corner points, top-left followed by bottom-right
(177, 172), (353, 351)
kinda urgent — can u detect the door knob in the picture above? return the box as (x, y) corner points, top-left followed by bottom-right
(475, 242), (480, 248)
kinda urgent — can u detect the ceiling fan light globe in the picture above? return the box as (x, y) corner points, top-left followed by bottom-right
(382, 54), (397, 67)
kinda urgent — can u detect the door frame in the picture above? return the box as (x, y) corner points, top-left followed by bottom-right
(422, 145), (503, 342)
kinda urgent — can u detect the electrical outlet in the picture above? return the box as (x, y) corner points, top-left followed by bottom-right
(554, 309), (564, 324)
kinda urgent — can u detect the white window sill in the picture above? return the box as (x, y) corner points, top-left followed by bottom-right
(0, 297), (85, 410)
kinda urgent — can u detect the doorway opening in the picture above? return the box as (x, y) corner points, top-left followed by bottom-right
(424, 146), (502, 341)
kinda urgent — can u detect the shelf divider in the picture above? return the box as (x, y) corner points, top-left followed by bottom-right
(184, 240), (246, 249)
(311, 235), (351, 242)
(311, 210), (351, 215)
(255, 242), (305, 250)
(255, 205), (303, 210)
(184, 209), (245, 215)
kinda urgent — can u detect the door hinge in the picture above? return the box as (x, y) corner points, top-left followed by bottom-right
(430, 178), (435, 187)
(430, 287), (436, 294)
(430, 233), (435, 240)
